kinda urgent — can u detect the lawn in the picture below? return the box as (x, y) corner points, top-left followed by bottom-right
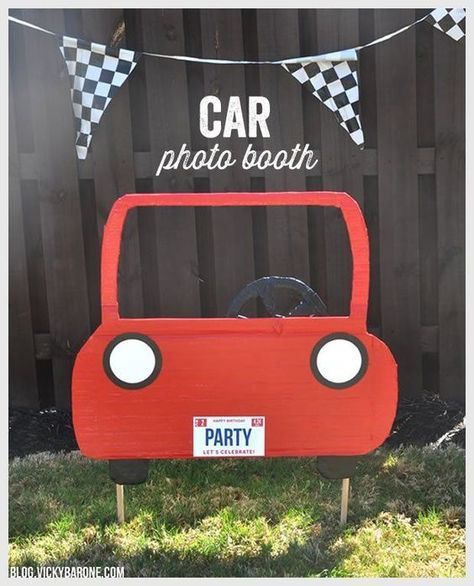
(9, 445), (464, 577)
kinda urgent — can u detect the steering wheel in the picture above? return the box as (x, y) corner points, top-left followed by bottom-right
(226, 276), (328, 318)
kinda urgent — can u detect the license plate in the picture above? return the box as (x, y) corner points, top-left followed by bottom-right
(193, 416), (265, 457)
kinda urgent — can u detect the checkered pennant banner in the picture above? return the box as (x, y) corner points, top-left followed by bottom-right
(426, 8), (465, 42)
(59, 36), (141, 159)
(282, 57), (364, 148)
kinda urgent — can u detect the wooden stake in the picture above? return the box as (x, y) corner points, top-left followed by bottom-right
(340, 478), (350, 526)
(116, 483), (125, 524)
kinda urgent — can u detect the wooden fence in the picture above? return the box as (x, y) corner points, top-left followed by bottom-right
(9, 8), (465, 409)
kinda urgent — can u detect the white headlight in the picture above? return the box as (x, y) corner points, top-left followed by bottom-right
(311, 334), (367, 388)
(105, 335), (161, 388)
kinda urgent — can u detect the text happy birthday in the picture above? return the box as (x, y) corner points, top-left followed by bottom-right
(156, 96), (319, 176)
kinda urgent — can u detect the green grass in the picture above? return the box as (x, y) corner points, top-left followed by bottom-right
(9, 445), (465, 577)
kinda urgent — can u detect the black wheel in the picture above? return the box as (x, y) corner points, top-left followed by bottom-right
(109, 459), (149, 484)
(226, 276), (327, 318)
(316, 455), (360, 479)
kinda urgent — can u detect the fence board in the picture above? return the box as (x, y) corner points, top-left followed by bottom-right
(256, 10), (310, 282)
(10, 13), (54, 409)
(416, 9), (435, 148)
(411, 9), (439, 407)
(200, 10), (256, 315)
(364, 175), (381, 332)
(79, 9), (144, 321)
(299, 12), (327, 308)
(418, 174), (438, 327)
(77, 179), (101, 330)
(358, 9), (378, 149)
(306, 175), (327, 305)
(20, 8), (91, 408)
(375, 9), (422, 395)
(9, 84), (38, 407)
(131, 9), (201, 318)
(317, 9), (364, 316)
(433, 31), (465, 404)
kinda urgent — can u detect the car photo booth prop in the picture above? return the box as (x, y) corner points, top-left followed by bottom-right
(72, 192), (398, 485)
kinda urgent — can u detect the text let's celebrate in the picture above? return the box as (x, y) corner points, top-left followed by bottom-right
(155, 96), (319, 176)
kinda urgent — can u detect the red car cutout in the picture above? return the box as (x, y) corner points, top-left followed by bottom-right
(72, 192), (398, 483)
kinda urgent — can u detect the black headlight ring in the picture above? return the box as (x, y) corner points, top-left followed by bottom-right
(310, 332), (368, 390)
(103, 332), (162, 390)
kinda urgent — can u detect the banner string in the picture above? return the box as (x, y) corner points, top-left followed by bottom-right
(354, 13), (430, 51)
(8, 13), (431, 65)
(8, 15), (56, 37)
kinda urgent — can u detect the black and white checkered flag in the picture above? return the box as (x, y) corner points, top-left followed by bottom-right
(426, 8), (465, 41)
(282, 55), (364, 148)
(59, 36), (141, 159)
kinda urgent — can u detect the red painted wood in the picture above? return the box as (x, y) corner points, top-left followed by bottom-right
(72, 191), (398, 459)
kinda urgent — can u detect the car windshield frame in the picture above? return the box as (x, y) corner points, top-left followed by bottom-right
(100, 192), (369, 325)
